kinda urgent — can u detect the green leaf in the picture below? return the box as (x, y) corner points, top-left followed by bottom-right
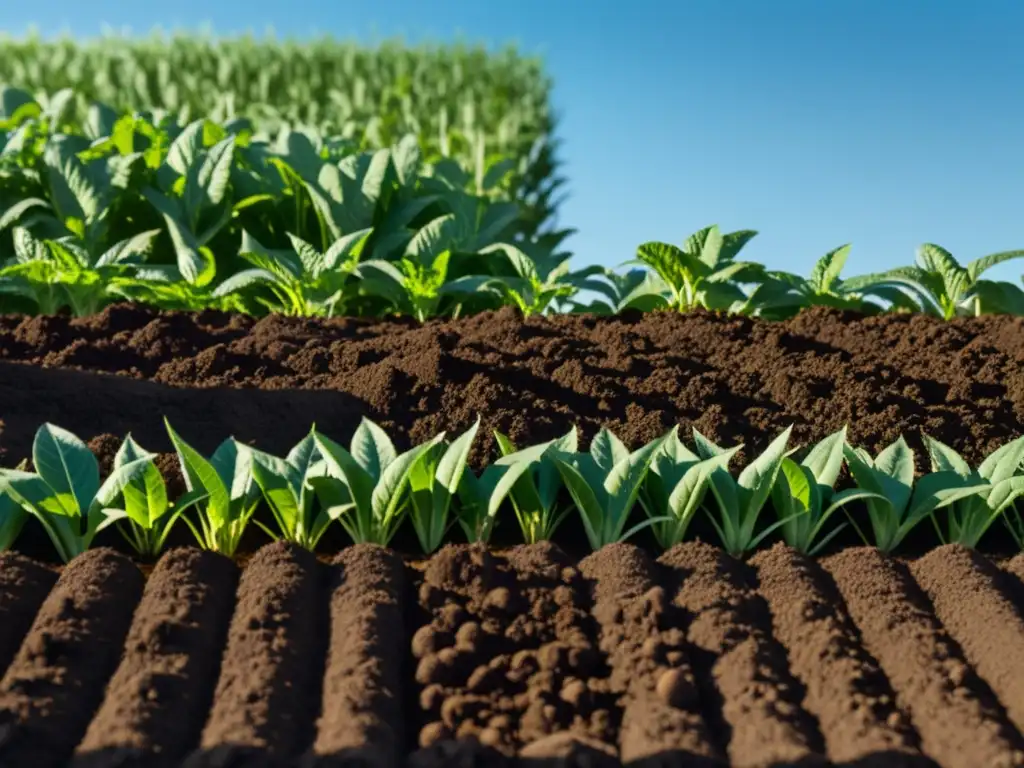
(33, 423), (100, 517)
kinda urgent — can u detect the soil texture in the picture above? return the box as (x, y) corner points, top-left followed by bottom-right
(4, 541), (1022, 765)
(0, 304), (1022, 476)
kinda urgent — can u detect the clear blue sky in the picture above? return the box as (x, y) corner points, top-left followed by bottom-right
(3, 0), (1023, 281)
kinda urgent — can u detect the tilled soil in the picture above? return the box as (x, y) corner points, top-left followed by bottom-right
(0, 304), (1023, 475)
(0, 541), (1023, 766)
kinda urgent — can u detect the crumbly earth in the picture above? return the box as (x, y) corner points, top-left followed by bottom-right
(0, 542), (1020, 766)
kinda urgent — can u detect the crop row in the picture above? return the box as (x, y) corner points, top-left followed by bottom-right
(2, 87), (1024, 323)
(3, 417), (1024, 563)
(0, 31), (559, 228)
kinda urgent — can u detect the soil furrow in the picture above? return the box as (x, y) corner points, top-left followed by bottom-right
(0, 551), (57, 677)
(0, 548), (144, 768)
(823, 547), (1024, 768)
(408, 542), (618, 766)
(2, 305), (1023, 484)
(657, 541), (824, 768)
(184, 540), (323, 768)
(71, 547), (238, 768)
(300, 544), (408, 768)
(910, 545), (1024, 738)
(749, 543), (927, 766)
(579, 542), (724, 766)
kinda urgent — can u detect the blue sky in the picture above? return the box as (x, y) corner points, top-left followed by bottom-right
(3, 0), (1023, 281)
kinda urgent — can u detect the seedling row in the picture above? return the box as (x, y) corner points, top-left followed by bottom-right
(3, 416), (1024, 565)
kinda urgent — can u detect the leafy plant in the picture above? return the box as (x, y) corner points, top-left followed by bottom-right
(0, 424), (153, 562)
(842, 437), (991, 553)
(407, 418), (481, 553)
(771, 427), (886, 555)
(634, 225), (762, 312)
(213, 229), (370, 316)
(164, 419), (262, 557)
(243, 431), (344, 550)
(102, 434), (209, 557)
(874, 244), (1024, 319)
(492, 428), (578, 544)
(548, 427), (672, 550)
(921, 434), (1024, 549)
(456, 437), (555, 543)
(638, 427), (741, 549)
(737, 245), (919, 319)
(694, 426), (798, 557)
(311, 418), (443, 546)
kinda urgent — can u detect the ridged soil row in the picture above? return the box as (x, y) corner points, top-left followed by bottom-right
(657, 541), (824, 768)
(910, 545), (1024, 739)
(823, 547), (1024, 768)
(578, 542), (724, 766)
(184, 541), (326, 768)
(748, 543), (926, 766)
(0, 549), (144, 768)
(300, 544), (409, 768)
(407, 542), (619, 767)
(0, 551), (57, 677)
(71, 548), (239, 768)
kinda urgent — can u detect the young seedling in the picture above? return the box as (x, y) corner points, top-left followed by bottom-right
(165, 419), (262, 557)
(457, 437), (556, 543)
(638, 426), (741, 549)
(921, 434), (1024, 549)
(243, 430), (346, 550)
(311, 417), (444, 546)
(771, 427), (886, 555)
(695, 426), (799, 557)
(102, 434), (209, 558)
(491, 427), (578, 544)
(842, 436), (990, 553)
(0, 424), (153, 562)
(548, 427), (672, 550)
(0, 460), (30, 551)
(407, 418), (481, 554)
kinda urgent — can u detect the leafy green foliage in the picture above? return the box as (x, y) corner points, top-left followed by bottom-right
(842, 437), (991, 553)
(312, 418), (443, 546)
(0, 424), (152, 561)
(491, 428), (578, 544)
(164, 419), (262, 557)
(770, 427), (886, 555)
(634, 225), (762, 312)
(243, 431), (344, 550)
(921, 435), (1024, 548)
(549, 427), (672, 549)
(102, 434), (208, 558)
(638, 429), (740, 549)
(695, 426), (798, 557)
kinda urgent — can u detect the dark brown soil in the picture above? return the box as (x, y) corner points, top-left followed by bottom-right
(303, 544), (408, 768)
(0, 552), (57, 677)
(578, 543), (723, 765)
(748, 544), (924, 766)
(1, 304), (1023, 476)
(1, 543), (1024, 764)
(822, 547), (1024, 768)
(72, 548), (237, 768)
(658, 541), (824, 767)
(407, 542), (616, 763)
(185, 540), (324, 768)
(0, 548), (143, 768)
(910, 545), (1024, 738)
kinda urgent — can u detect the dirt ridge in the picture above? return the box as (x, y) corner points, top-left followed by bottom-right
(1, 542), (1024, 764)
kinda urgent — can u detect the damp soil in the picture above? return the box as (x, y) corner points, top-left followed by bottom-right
(0, 303), (1022, 476)
(3, 542), (1024, 765)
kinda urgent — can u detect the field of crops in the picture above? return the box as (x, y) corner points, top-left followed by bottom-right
(2, 31), (1024, 768)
